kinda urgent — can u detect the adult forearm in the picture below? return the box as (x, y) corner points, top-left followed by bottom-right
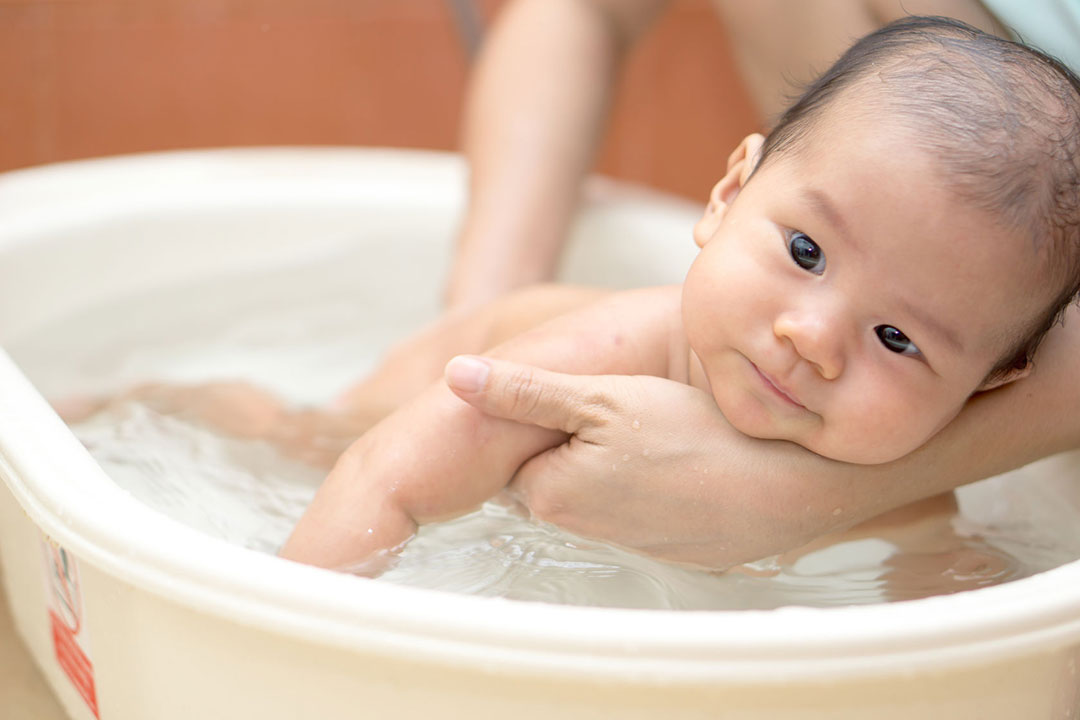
(711, 0), (1007, 121)
(444, 315), (1080, 568)
(447, 0), (666, 309)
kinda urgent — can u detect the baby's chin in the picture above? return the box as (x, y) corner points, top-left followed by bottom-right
(803, 409), (963, 465)
(714, 388), (934, 465)
(728, 414), (920, 465)
(798, 435), (920, 466)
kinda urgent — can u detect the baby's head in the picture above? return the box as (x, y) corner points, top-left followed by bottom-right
(682, 16), (1080, 463)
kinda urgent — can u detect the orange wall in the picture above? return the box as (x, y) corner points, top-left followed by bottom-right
(0, 0), (757, 202)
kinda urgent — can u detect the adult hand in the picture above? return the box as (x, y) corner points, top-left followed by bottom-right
(444, 356), (879, 569)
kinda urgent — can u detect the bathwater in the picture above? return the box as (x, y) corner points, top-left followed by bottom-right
(9, 254), (1080, 610)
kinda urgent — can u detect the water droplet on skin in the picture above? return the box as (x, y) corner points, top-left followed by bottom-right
(631, 419), (641, 431)
(367, 528), (373, 534)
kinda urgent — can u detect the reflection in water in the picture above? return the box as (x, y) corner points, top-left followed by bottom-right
(68, 398), (1067, 611)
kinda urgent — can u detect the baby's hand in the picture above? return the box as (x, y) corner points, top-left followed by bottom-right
(278, 409), (423, 571)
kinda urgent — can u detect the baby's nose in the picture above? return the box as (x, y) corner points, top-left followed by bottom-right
(773, 307), (845, 380)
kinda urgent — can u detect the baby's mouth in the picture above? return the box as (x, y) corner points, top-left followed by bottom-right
(752, 363), (806, 409)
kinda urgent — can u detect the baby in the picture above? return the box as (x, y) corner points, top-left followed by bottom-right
(279, 16), (1080, 570)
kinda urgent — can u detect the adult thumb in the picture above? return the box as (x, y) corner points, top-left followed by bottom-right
(444, 355), (607, 434)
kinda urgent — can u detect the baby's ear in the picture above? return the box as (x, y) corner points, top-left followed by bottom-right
(694, 133), (765, 248)
(976, 363), (1032, 392)
(729, 132), (765, 186)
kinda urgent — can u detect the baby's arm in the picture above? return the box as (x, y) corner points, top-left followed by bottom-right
(334, 284), (611, 420)
(279, 285), (685, 570)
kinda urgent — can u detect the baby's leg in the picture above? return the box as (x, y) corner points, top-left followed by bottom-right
(57, 381), (361, 470)
(55, 381), (287, 437)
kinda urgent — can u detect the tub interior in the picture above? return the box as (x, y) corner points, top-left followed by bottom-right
(3, 149), (1080, 689)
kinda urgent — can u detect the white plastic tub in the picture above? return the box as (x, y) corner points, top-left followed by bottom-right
(1, 148), (1078, 719)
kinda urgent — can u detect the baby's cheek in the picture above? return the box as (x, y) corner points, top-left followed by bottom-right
(826, 386), (936, 464)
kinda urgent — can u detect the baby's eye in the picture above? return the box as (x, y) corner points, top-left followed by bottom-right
(788, 231), (825, 274)
(875, 325), (920, 356)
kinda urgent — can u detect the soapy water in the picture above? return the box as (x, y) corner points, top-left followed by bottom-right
(10, 258), (1080, 610)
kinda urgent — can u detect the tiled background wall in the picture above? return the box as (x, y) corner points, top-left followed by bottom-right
(0, 0), (758, 202)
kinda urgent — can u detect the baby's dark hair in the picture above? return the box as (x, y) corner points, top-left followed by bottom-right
(756, 16), (1080, 383)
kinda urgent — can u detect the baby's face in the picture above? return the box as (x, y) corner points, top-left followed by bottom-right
(682, 113), (1051, 464)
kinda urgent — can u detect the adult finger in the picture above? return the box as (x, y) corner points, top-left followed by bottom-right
(443, 355), (615, 435)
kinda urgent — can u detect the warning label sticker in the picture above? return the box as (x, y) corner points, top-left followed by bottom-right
(40, 535), (99, 719)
